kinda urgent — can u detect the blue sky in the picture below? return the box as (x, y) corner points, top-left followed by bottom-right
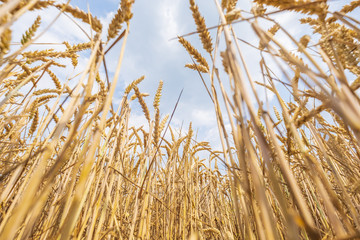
(11, 0), (357, 151)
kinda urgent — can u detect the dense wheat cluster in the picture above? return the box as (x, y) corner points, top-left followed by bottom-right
(0, 0), (360, 239)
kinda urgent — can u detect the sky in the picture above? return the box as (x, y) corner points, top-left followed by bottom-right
(12, 0), (231, 150)
(11, 0), (357, 152)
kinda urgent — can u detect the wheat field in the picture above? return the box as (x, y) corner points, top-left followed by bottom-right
(1, 0), (360, 239)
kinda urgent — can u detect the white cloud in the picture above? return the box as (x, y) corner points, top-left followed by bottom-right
(128, 112), (150, 132)
(191, 108), (216, 127)
(157, 0), (182, 50)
